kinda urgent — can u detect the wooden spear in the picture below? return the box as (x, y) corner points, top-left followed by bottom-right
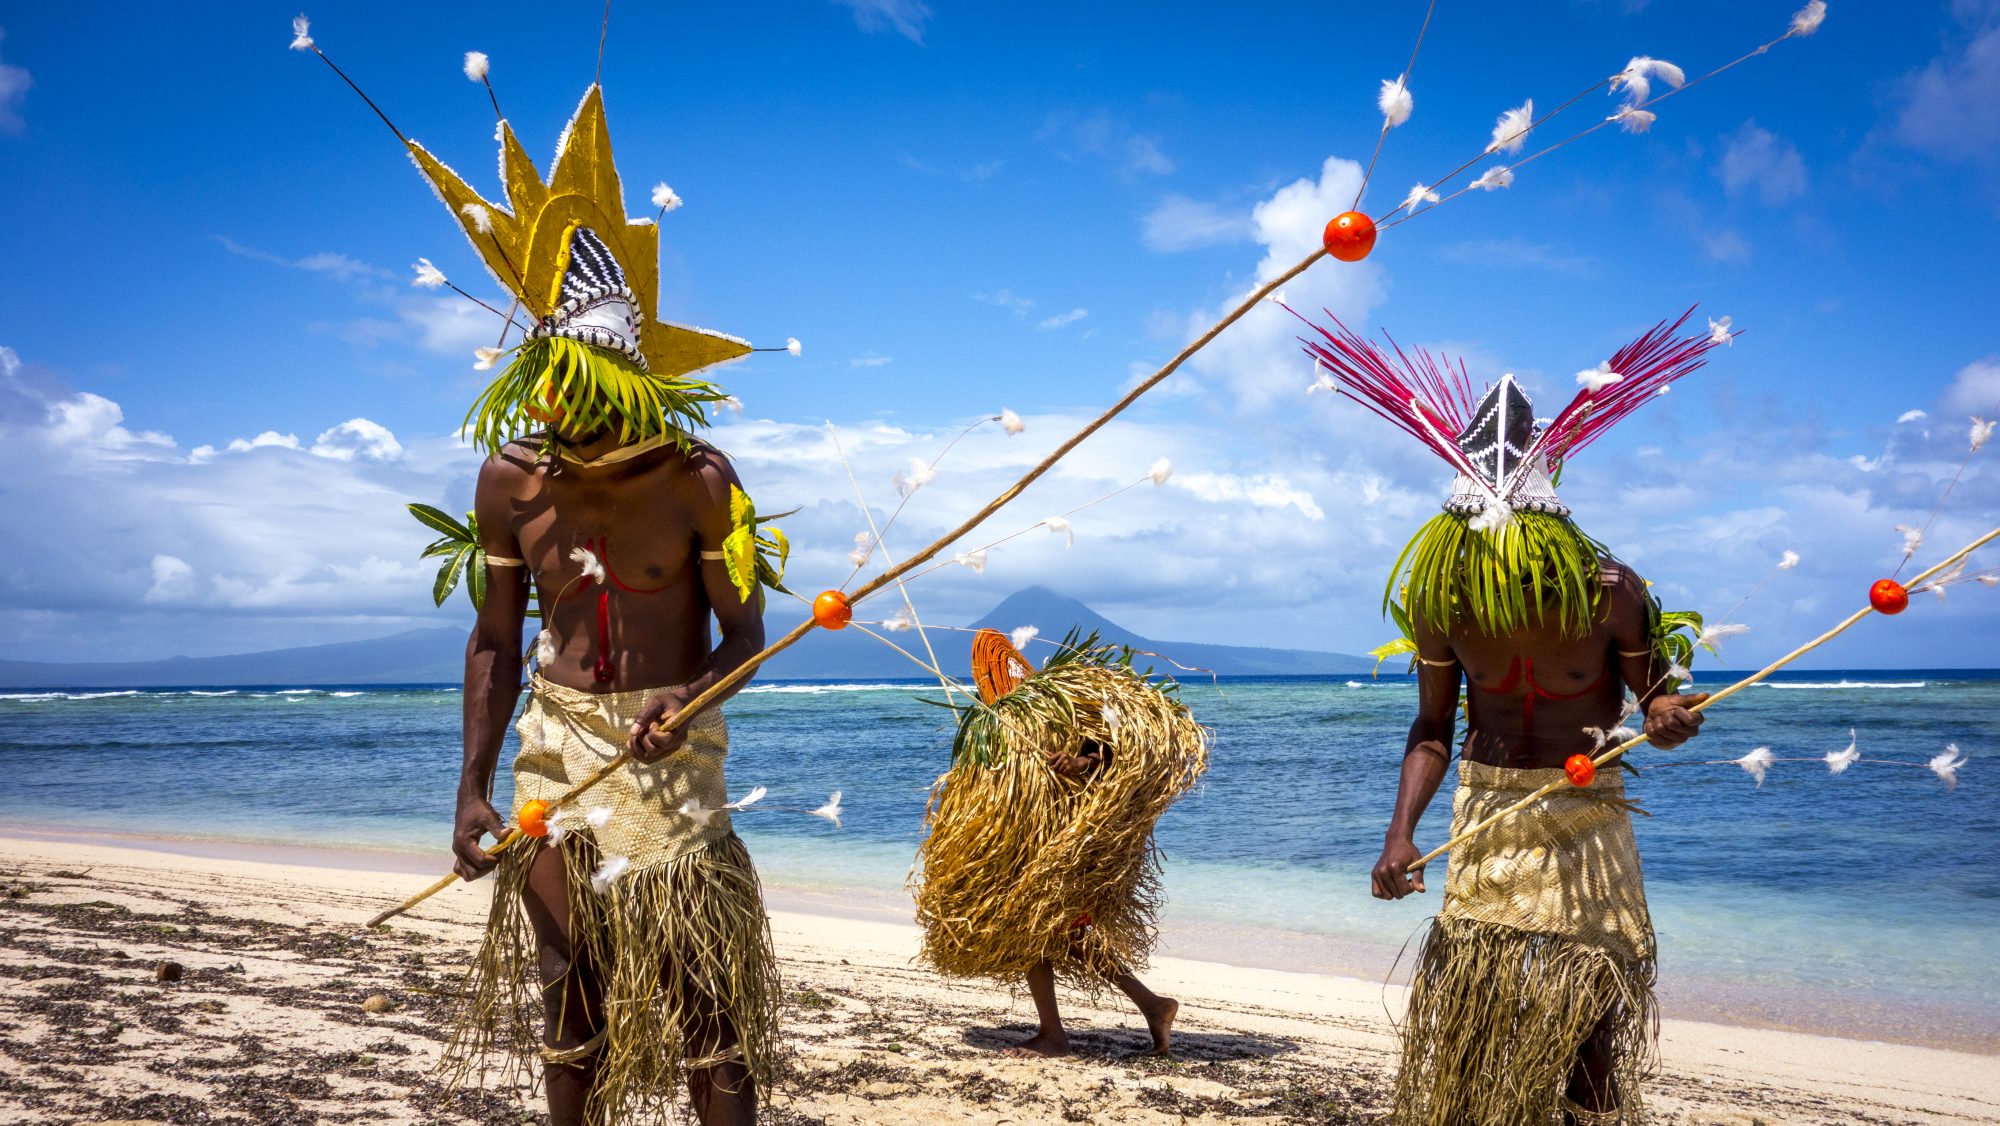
(1404, 524), (2000, 877)
(362, 248), (1332, 928)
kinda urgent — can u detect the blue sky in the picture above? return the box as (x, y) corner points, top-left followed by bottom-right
(3, 1), (1999, 668)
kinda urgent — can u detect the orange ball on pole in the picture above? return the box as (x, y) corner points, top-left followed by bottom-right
(1563, 754), (1596, 788)
(1322, 211), (1378, 262)
(516, 798), (552, 838)
(813, 590), (853, 630)
(1869, 579), (1909, 615)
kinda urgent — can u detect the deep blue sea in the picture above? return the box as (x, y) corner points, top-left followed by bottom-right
(3, 672), (1995, 1050)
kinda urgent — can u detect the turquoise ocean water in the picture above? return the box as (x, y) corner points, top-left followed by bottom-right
(2, 672), (1995, 1050)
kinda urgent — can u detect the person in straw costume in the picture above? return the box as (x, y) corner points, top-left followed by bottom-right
(911, 628), (1210, 1057)
(1296, 310), (1724, 1125)
(290, 19), (801, 1123)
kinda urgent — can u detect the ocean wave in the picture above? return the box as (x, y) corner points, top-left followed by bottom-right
(274, 689), (318, 696)
(187, 690), (238, 697)
(329, 691), (364, 698)
(0, 692), (62, 701)
(740, 683), (934, 695)
(1754, 680), (1929, 690)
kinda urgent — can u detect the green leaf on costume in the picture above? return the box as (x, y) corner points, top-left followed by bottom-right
(408, 503), (471, 541)
(1368, 637), (1419, 677)
(433, 550), (468, 607)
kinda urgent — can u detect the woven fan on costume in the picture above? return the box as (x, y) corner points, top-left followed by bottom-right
(1297, 308), (1721, 519)
(971, 629), (1034, 705)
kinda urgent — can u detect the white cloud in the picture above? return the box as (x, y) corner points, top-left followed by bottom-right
(1174, 471), (1325, 519)
(1892, 11), (2000, 166)
(1435, 237), (1598, 277)
(311, 418), (405, 462)
(0, 27), (29, 134)
(850, 352), (894, 368)
(1701, 229), (1751, 262)
(972, 289), (1035, 316)
(836, 0), (931, 44)
(1175, 155), (1388, 411)
(144, 556), (195, 604)
(1941, 356), (2000, 414)
(1142, 194), (1254, 252)
(1036, 308), (1089, 331)
(1715, 120), (1808, 205)
(227, 431), (302, 454)
(1038, 108), (1175, 177)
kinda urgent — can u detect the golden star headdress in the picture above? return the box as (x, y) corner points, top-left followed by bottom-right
(291, 17), (794, 455)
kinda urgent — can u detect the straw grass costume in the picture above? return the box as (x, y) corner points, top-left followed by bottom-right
(444, 681), (780, 1120)
(295, 27), (794, 1121)
(912, 631), (1210, 989)
(1298, 310), (1726, 1125)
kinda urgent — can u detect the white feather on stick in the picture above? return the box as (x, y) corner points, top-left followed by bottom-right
(589, 854), (631, 893)
(411, 258), (447, 289)
(727, 786), (768, 810)
(1308, 360), (1339, 395)
(1575, 361), (1623, 392)
(1609, 107), (1657, 133)
(1613, 57), (1686, 105)
(892, 457), (936, 499)
(290, 14), (314, 51)
(810, 792), (844, 828)
(1779, 550), (1801, 570)
(1737, 746), (1777, 786)
(954, 550), (987, 574)
(1010, 625), (1039, 651)
(1486, 100), (1534, 155)
(1826, 729), (1859, 774)
(462, 51), (489, 81)
(999, 408), (1025, 435)
(1708, 315), (1735, 346)
(585, 806), (613, 829)
(473, 347), (504, 371)
(1970, 417), (1994, 453)
(1898, 409), (1928, 423)
(534, 629), (555, 667)
(1896, 524), (1924, 556)
(1471, 165), (1514, 191)
(460, 203), (492, 234)
(1699, 623), (1750, 647)
(1790, 0), (1827, 37)
(1043, 516), (1074, 546)
(677, 797), (721, 827)
(847, 530), (874, 568)
(1149, 458), (1174, 486)
(649, 182), (682, 212)
(1378, 76), (1414, 128)
(882, 608), (913, 632)
(1930, 744), (1968, 788)
(785, 337), (802, 356)
(569, 546), (606, 583)
(1401, 182), (1440, 216)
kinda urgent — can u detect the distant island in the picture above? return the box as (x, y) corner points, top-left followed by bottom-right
(0, 587), (1374, 689)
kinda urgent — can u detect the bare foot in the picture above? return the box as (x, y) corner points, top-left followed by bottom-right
(1136, 996), (1178, 1056)
(1001, 1029), (1072, 1058)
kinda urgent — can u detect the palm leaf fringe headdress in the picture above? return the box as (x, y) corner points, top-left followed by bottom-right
(1297, 308), (1724, 638)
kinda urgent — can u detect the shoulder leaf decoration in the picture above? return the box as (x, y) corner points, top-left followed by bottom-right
(411, 504), (484, 608)
(407, 502), (539, 618)
(1654, 608), (1710, 669)
(1370, 598), (1421, 676)
(718, 485), (794, 608)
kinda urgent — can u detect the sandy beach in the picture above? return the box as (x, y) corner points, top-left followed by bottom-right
(2, 831), (1994, 1126)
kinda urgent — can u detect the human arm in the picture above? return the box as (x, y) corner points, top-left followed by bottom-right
(453, 458), (531, 880)
(1609, 566), (1708, 750)
(627, 450), (769, 762)
(1047, 738), (1107, 778)
(1371, 621), (1460, 900)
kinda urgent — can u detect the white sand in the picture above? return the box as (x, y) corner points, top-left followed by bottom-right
(2, 831), (1993, 1125)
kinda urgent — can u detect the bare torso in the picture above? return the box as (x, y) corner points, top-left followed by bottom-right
(482, 437), (727, 693)
(1446, 585), (1633, 770)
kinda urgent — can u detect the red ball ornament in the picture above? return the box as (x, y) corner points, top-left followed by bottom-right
(516, 799), (552, 838)
(1322, 211), (1378, 262)
(1869, 579), (1909, 615)
(813, 590), (853, 631)
(1564, 754), (1596, 788)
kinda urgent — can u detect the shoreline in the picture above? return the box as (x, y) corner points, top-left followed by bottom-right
(2, 830), (1996, 1125)
(6, 822), (1995, 1058)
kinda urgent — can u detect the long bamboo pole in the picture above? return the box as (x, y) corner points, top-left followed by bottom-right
(1405, 524), (2000, 876)
(362, 250), (1330, 927)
